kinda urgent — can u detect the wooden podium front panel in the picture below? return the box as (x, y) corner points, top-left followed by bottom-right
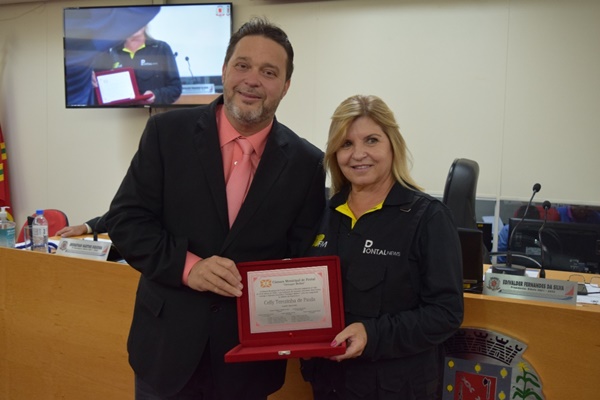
(4, 252), (598, 399)
(0, 247), (139, 399)
(463, 292), (600, 398)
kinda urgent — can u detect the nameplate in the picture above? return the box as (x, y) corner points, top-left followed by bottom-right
(483, 271), (577, 305)
(181, 83), (215, 94)
(55, 238), (111, 261)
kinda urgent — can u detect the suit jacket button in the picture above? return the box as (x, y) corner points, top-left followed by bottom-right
(210, 304), (221, 312)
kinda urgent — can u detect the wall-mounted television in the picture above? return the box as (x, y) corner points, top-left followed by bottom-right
(64, 3), (232, 108)
(508, 218), (600, 273)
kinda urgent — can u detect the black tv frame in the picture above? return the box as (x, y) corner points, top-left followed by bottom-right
(63, 3), (232, 109)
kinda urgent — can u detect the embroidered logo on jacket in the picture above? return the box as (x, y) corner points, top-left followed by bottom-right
(312, 234), (328, 248)
(140, 59), (159, 67)
(362, 240), (401, 257)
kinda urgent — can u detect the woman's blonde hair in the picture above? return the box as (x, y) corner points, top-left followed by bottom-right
(325, 94), (423, 195)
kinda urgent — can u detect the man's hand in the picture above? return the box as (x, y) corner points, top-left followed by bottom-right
(56, 224), (88, 237)
(186, 255), (243, 297)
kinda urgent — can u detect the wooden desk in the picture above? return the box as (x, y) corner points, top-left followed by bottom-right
(0, 247), (138, 399)
(173, 93), (219, 105)
(535, 267), (600, 283)
(0, 247), (312, 399)
(2, 251), (599, 399)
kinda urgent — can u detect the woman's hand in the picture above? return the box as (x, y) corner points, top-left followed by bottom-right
(328, 322), (367, 361)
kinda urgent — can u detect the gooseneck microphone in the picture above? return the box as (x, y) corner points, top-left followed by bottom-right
(185, 56), (195, 78)
(491, 183), (542, 275)
(537, 200), (552, 278)
(507, 183), (541, 265)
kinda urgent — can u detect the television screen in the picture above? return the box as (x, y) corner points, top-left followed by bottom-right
(509, 218), (600, 273)
(64, 3), (232, 108)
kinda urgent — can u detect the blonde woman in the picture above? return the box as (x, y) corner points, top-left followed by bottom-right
(303, 94), (464, 400)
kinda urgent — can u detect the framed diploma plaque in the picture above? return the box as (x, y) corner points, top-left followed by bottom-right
(94, 67), (153, 106)
(225, 256), (346, 362)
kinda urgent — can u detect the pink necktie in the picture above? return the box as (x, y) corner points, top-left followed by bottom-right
(226, 137), (253, 226)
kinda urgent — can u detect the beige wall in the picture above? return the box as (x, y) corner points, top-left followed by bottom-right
(1, 0), (599, 230)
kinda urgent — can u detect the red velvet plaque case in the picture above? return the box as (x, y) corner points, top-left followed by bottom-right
(225, 256), (346, 362)
(94, 67), (153, 106)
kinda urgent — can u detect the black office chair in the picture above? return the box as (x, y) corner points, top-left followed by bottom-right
(443, 158), (489, 263)
(442, 158), (479, 230)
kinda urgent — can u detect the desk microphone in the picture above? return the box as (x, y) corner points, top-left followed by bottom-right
(185, 56), (195, 78)
(537, 200), (551, 278)
(492, 183), (541, 275)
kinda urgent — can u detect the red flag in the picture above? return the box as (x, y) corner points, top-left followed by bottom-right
(0, 124), (14, 221)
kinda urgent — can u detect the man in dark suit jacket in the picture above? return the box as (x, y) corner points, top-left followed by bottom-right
(106, 18), (326, 399)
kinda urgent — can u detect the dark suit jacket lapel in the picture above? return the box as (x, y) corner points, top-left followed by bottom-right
(222, 121), (289, 250)
(193, 101), (230, 231)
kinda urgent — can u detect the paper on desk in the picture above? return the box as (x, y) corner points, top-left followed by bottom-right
(483, 268), (540, 279)
(526, 270), (539, 278)
(577, 284), (600, 305)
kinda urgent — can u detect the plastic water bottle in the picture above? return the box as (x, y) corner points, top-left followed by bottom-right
(31, 209), (48, 253)
(0, 206), (16, 248)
